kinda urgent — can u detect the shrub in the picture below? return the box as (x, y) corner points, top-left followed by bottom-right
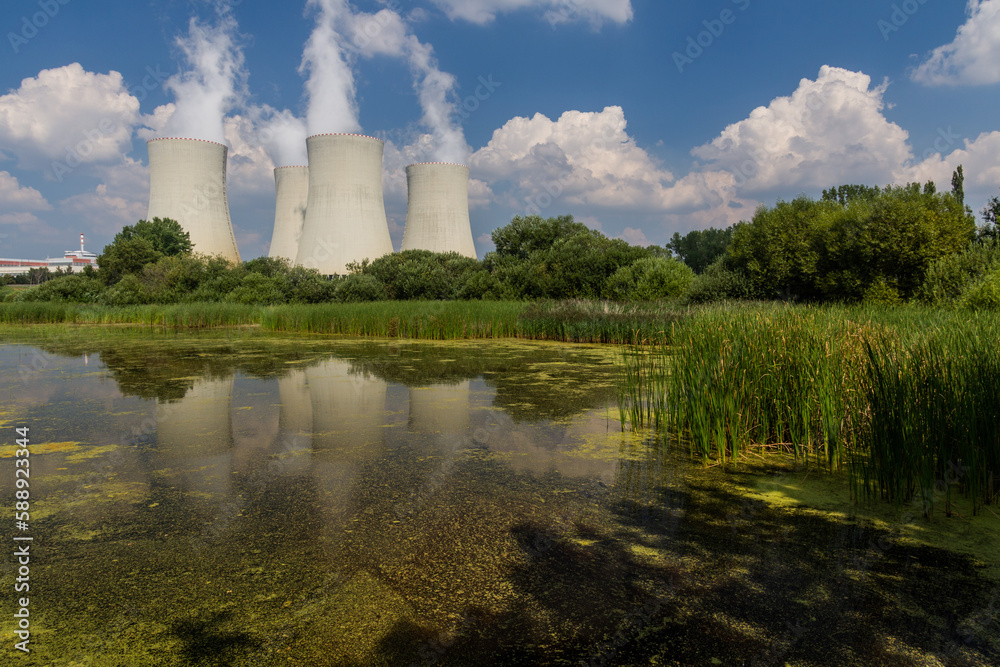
(917, 238), (1000, 305)
(683, 258), (760, 304)
(961, 269), (1000, 310)
(224, 273), (288, 305)
(99, 274), (151, 306)
(334, 274), (387, 302)
(12, 274), (103, 303)
(605, 257), (694, 301)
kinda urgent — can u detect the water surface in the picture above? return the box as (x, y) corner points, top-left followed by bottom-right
(0, 329), (997, 666)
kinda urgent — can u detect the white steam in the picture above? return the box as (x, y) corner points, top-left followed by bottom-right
(251, 106), (309, 167)
(161, 9), (246, 143)
(341, 7), (469, 163)
(300, 0), (360, 135)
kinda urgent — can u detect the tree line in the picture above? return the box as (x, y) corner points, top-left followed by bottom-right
(4, 167), (999, 308)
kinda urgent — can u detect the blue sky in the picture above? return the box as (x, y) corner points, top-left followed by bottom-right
(1, 0), (999, 260)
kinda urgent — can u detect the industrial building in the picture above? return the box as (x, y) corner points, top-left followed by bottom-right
(146, 138), (241, 263)
(296, 133), (394, 275)
(401, 162), (477, 258)
(0, 234), (98, 277)
(268, 166), (310, 263)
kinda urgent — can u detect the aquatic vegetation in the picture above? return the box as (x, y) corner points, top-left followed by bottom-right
(0, 299), (689, 344)
(618, 304), (1000, 516)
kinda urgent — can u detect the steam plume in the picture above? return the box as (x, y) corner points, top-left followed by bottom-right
(161, 8), (246, 143)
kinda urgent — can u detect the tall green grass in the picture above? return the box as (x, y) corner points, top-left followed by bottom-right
(0, 299), (685, 343)
(260, 301), (525, 338)
(517, 299), (688, 344)
(618, 304), (1000, 516)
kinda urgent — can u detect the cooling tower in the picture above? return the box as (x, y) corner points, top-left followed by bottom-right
(296, 134), (393, 275)
(268, 166), (309, 262)
(146, 138), (241, 263)
(401, 163), (476, 258)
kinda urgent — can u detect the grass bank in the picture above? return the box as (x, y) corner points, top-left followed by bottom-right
(618, 304), (1000, 517)
(0, 299), (689, 344)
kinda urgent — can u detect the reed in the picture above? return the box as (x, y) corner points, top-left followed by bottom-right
(0, 299), (690, 343)
(618, 304), (1000, 515)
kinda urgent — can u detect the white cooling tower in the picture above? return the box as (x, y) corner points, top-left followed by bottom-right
(146, 138), (241, 263)
(296, 134), (393, 275)
(401, 163), (476, 258)
(268, 166), (309, 262)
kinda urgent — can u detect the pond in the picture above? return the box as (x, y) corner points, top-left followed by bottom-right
(0, 329), (998, 666)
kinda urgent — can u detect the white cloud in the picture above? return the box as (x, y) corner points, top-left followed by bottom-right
(223, 115), (278, 196)
(429, 0), (633, 26)
(58, 158), (149, 235)
(619, 227), (649, 246)
(691, 66), (912, 194)
(897, 130), (1000, 193)
(912, 0), (1000, 85)
(0, 172), (51, 211)
(0, 63), (145, 171)
(471, 106), (694, 212)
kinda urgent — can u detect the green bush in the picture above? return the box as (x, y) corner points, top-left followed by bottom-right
(334, 274), (387, 303)
(961, 269), (1000, 310)
(99, 274), (151, 306)
(358, 250), (485, 301)
(917, 238), (1000, 305)
(862, 277), (902, 305)
(605, 256), (695, 301)
(683, 257), (761, 304)
(12, 274), (103, 303)
(225, 273), (288, 305)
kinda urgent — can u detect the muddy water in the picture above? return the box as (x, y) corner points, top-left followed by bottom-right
(0, 329), (997, 666)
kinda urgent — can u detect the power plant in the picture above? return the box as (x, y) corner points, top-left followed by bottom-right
(146, 138), (241, 263)
(268, 166), (310, 263)
(401, 163), (477, 258)
(144, 136), (479, 268)
(295, 134), (394, 275)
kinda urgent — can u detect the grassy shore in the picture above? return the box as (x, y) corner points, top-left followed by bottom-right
(618, 303), (1000, 517)
(0, 299), (688, 344)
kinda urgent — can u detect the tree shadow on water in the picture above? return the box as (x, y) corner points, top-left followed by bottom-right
(364, 476), (999, 667)
(170, 611), (259, 666)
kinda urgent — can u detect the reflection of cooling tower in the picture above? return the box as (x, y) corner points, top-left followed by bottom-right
(401, 163), (476, 258)
(157, 377), (235, 459)
(155, 377), (235, 499)
(408, 381), (471, 442)
(276, 370), (313, 475)
(306, 359), (387, 451)
(307, 359), (387, 546)
(146, 138), (241, 263)
(296, 134), (393, 275)
(268, 166), (309, 262)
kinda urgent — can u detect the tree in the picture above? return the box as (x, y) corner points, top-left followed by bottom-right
(667, 226), (733, 274)
(821, 184), (881, 205)
(951, 165), (966, 210)
(491, 215), (589, 260)
(98, 217), (193, 285)
(727, 183), (976, 303)
(979, 191), (1000, 241)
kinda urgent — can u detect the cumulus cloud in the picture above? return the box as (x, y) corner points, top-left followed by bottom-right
(0, 64), (144, 171)
(430, 0), (633, 26)
(912, 0), (1000, 85)
(470, 106), (695, 213)
(897, 130), (1000, 192)
(619, 227), (650, 246)
(58, 158), (149, 235)
(691, 66), (912, 194)
(0, 172), (51, 211)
